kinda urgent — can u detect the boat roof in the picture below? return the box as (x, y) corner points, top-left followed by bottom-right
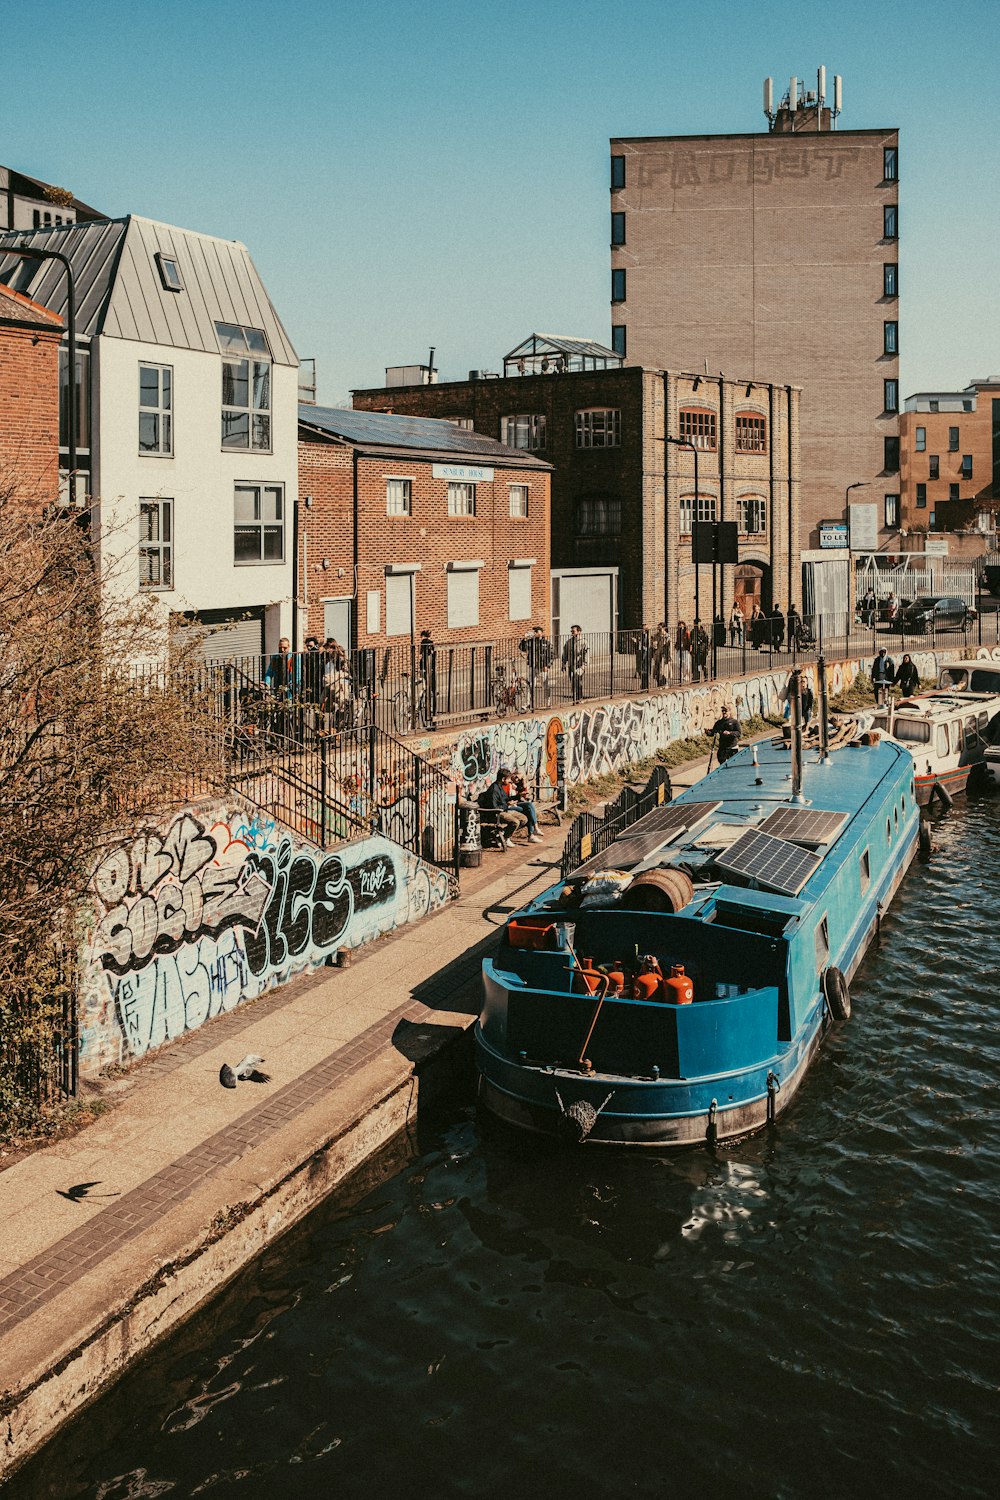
(886, 690), (1000, 722)
(565, 732), (910, 905)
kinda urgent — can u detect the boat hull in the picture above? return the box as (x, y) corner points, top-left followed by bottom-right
(477, 822), (918, 1147)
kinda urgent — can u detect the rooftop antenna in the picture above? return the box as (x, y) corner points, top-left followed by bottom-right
(763, 76), (775, 127)
(789, 76), (799, 113)
(832, 74), (843, 129)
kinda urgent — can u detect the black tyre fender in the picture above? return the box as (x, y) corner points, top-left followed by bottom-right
(919, 820), (934, 857)
(823, 965), (851, 1022)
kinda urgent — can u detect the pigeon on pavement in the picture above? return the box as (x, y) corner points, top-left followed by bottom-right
(219, 1054), (270, 1088)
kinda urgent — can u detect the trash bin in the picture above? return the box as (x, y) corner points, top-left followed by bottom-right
(459, 801), (483, 868)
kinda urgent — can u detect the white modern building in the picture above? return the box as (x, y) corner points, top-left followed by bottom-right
(0, 216), (299, 657)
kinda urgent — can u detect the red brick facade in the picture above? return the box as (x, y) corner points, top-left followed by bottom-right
(0, 284), (63, 506)
(352, 366), (799, 629)
(298, 430), (550, 649)
(899, 382), (1000, 540)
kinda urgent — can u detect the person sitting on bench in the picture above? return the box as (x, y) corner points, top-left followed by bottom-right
(478, 772), (528, 846)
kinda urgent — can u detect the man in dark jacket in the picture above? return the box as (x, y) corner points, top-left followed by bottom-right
(709, 705), (741, 763)
(770, 603), (786, 651)
(872, 648), (896, 705)
(521, 624), (554, 706)
(478, 773), (528, 844)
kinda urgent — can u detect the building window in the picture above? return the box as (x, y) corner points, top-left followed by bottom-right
(139, 499), (173, 590)
(508, 564), (532, 621)
(611, 268), (626, 303)
(929, 511), (937, 529)
(948, 426), (959, 451)
(915, 426), (926, 451)
(509, 483), (529, 518)
(737, 496), (767, 534)
(884, 436), (900, 472)
(884, 493), (900, 528)
(386, 477), (412, 516)
(883, 263), (898, 297)
(216, 322), (272, 450)
(575, 408), (621, 448)
(448, 416), (474, 430)
(884, 321), (898, 355)
(611, 155), (625, 190)
(678, 408), (717, 450)
(883, 146), (898, 181)
(963, 399), (973, 412)
(139, 364), (173, 455)
(447, 567), (480, 629)
(962, 454), (973, 479)
(501, 413), (546, 450)
(611, 325), (626, 357)
(916, 484), (927, 508)
(577, 497), (621, 535)
(950, 483), (960, 502)
(929, 401), (939, 412)
(448, 482), (476, 517)
(929, 455), (939, 480)
(735, 413), (767, 453)
(234, 483), (284, 563)
(884, 204), (898, 239)
(611, 211), (625, 246)
(884, 379), (899, 413)
(154, 252), (183, 292)
(679, 495), (717, 535)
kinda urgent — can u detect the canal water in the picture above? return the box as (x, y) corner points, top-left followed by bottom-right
(11, 799), (1000, 1500)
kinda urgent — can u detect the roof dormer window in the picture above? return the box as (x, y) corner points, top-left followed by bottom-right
(155, 252), (183, 292)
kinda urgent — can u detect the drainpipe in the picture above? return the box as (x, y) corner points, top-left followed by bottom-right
(768, 382), (775, 609)
(787, 385), (795, 609)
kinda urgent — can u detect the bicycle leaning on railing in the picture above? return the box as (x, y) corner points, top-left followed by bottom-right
(391, 671), (434, 735)
(492, 662), (532, 719)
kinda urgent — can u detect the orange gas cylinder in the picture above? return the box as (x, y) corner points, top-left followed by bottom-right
(606, 961), (626, 997)
(664, 964), (694, 1005)
(632, 956), (663, 1002)
(576, 957), (603, 994)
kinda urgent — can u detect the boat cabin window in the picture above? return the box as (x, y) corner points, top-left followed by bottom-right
(936, 726), (948, 757)
(859, 849), (870, 894)
(978, 711), (990, 730)
(939, 668), (968, 689)
(970, 668), (1000, 693)
(986, 713), (1000, 747)
(894, 806), (899, 829)
(815, 916), (830, 970)
(893, 719), (929, 743)
(965, 716), (978, 749)
(886, 817), (892, 842)
(950, 721), (962, 754)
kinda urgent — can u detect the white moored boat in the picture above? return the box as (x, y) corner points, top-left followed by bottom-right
(872, 679), (1000, 806)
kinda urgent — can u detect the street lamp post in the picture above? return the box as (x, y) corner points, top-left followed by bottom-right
(7, 246), (78, 497)
(665, 433), (700, 668)
(844, 481), (868, 647)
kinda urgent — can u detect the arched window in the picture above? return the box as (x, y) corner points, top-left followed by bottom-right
(678, 407), (717, 451)
(735, 411), (767, 454)
(737, 495), (768, 534)
(679, 492), (716, 536)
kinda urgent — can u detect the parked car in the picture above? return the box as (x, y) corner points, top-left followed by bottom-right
(898, 595), (977, 633)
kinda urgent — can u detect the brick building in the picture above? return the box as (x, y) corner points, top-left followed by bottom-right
(0, 282), (63, 505)
(352, 344), (800, 634)
(297, 406), (551, 650)
(608, 74), (899, 561)
(899, 380), (1000, 544)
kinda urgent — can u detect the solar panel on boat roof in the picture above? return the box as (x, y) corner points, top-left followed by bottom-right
(757, 807), (848, 848)
(715, 828), (822, 897)
(570, 800), (721, 877)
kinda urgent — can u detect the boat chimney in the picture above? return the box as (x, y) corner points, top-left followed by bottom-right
(817, 655), (830, 761)
(752, 744), (763, 786)
(789, 668), (806, 801)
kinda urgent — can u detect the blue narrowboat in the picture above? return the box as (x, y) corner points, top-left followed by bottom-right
(476, 717), (919, 1146)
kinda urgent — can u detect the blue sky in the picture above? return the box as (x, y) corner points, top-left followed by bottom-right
(8, 0), (999, 402)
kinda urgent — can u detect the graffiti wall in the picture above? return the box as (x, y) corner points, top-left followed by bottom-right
(79, 805), (451, 1074)
(448, 657), (890, 795)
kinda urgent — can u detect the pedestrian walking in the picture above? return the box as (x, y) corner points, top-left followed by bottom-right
(871, 647), (896, 705)
(675, 620), (692, 684)
(561, 624), (588, 704)
(729, 600), (744, 646)
(894, 653), (919, 696)
(520, 624), (554, 706)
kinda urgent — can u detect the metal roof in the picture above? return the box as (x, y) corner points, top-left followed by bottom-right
(0, 217), (297, 364)
(300, 405), (551, 466)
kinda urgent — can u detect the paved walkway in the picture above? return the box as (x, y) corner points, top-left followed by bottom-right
(0, 817), (574, 1479)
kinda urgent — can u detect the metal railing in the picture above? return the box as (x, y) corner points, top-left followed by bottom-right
(560, 764), (673, 879)
(225, 716), (460, 878)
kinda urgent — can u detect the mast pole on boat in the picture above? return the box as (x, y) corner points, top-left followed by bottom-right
(817, 655), (830, 762)
(790, 667), (806, 801)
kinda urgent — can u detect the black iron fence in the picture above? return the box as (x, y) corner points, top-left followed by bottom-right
(225, 718), (459, 878)
(0, 957), (78, 1132)
(560, 765), (673, 880)
(170, 609), (1000, 755)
